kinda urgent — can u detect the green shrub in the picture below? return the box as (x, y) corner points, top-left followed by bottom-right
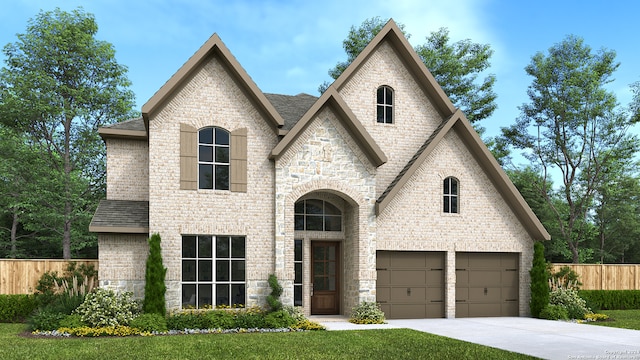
(266, 274), (283, 312)
(264, 310), (296, 328)
(74, 288), (140, 327)
(166, 310), (209, 330)
(43, 293), (85, 315)
(529, 242), (549, 318)
(235, 307), (266, 329)
(28, 309), (66, 331)
(0, 294), (38, 323)
(578, 290), (640, 310)
(205, 310), (236, 329)
(549, 266), (581, 290)
(130, 313), (168, 332)
(143, 233), (167, 316)
(349, 301), (385, 324)
(59, 314), (86, 328)
(549, 287), (589, 319)
(539, 304), (569, 320)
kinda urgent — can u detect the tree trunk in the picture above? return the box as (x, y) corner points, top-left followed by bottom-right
(10, 211), (18, 258)
(63, 114), (72, 259)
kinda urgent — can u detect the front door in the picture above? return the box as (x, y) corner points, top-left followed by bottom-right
(311, 242), (340, 314)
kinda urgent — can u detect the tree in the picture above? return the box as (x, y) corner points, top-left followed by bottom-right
(320, 17), (497, 124)
(530, 242), (549, 318)
(501, 35), (640, 263)
(143, 233), (167, 316)
(0, 8), (136, 258)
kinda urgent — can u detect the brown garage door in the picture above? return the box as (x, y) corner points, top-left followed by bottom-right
(456, 252), (519, 317)
(376, 251), (444, 319)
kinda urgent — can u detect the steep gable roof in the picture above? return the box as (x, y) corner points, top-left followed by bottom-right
(141, 33), (284, 131)
(264, 93), (317, 130)
(376, 109), (550, 241)
(270, 87), (387, 167)
(332, 19), (456, 118)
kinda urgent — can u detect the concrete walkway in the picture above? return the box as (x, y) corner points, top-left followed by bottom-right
(310, 316), (640, 360)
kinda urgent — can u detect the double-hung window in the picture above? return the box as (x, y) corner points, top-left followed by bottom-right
(376, 86), (393, 124)
(443, 177), (459, 213)
(198, 127), (230, 190)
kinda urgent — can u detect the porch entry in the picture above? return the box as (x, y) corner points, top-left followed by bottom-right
(311, 241), (340, 314)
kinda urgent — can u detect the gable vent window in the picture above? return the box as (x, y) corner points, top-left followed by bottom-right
(294, 199), (342, 231)
(443, 177), (459, 213)
(198, 127), (230, 190)
(376, 85), (393, 124)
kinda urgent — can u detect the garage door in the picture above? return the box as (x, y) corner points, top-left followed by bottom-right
(376, 251), (444, 319)
(456, 252), (519, 317)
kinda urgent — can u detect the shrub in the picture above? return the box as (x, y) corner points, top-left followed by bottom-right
(74, 288), (140, 327)
(28, 309), (66, 331)
(291, 319), (326, 331)
(549, 287), (589, 319)
(235, 307), (266, 329)
(130, 313), (168, 332)
(264, 310), (296, 329)
(34, 262), (97, 307)
(539, 304), (569, 320)
(349, 301), (385, 324)
(549, 266), (581, 291)
(143, 233), (167, 316)
(205, 310), (236, 329)
(578, 290), (640, 310)
(530, 242), (549, 318)
(59, 314), (86, 328)
(266, 274), (283, 312)
(0, 294), (38, 323)
(166, 310), (209, 330)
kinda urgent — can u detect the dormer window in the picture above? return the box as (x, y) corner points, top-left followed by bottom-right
(443, 177), (459, 213)
(377, 86), (393, 124)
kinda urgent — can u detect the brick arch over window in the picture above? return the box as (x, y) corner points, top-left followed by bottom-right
(180, 124), (247, 192)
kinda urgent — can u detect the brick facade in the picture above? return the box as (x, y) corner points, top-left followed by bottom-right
(95, 20), (547, 317)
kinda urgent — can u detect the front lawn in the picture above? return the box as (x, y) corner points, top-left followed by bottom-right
(0, 323), (536, 360)
(588, 309), (640, 330)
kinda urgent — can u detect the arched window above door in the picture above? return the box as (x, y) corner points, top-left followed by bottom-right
(294, 199), (342, 231)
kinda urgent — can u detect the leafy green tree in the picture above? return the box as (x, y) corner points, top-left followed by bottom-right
(320, 17), (497, 124)
(143, 233), (167, 316)
(0, 8), (136, 258)
(501, 35), (639, 263)
(592, 170), (640, 263)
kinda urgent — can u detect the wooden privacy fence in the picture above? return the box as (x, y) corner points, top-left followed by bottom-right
(551, 264), (640, 290)
(0, 259), (99, 295)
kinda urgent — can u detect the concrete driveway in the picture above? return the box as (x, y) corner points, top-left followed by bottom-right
(312, 316), (640, 360)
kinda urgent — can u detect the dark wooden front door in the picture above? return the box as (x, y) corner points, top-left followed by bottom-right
(311, 242), (340, 314)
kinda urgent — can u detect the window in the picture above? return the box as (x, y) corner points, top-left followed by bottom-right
(182, 235), (245, 308)
(294, 239), (303, 306)
(198, 127), (230, 190)
(376, 86), (393, 124)
(443, 177), (459, 213)
(294, 199), (342, 231)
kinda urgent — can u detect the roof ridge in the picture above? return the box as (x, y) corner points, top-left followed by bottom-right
(377, 114), (454, 205)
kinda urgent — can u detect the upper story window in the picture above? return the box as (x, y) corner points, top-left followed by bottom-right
(376, 85), (393, 124)
(294, 199), (342, 231)
(198, 127), (230, 190)
(443, 177), (459, 213)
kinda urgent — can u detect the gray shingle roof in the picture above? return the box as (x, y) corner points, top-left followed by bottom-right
(102, 117), (146, 131)
(90, 200), (149, 233)
(264, 93), (317, 130)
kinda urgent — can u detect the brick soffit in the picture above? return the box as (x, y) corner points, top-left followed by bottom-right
(140, 33), (284, 132)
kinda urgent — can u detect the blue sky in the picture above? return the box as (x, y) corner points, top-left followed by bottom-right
(2, 0), (639, 162)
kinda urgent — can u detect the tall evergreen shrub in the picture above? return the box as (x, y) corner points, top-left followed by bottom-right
(143, 233), (167, 316)
(530, 241), (549, 318)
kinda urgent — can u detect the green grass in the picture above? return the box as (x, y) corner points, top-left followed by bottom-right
(0, 323), (537, 360)
(589, 309), (640, 330)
